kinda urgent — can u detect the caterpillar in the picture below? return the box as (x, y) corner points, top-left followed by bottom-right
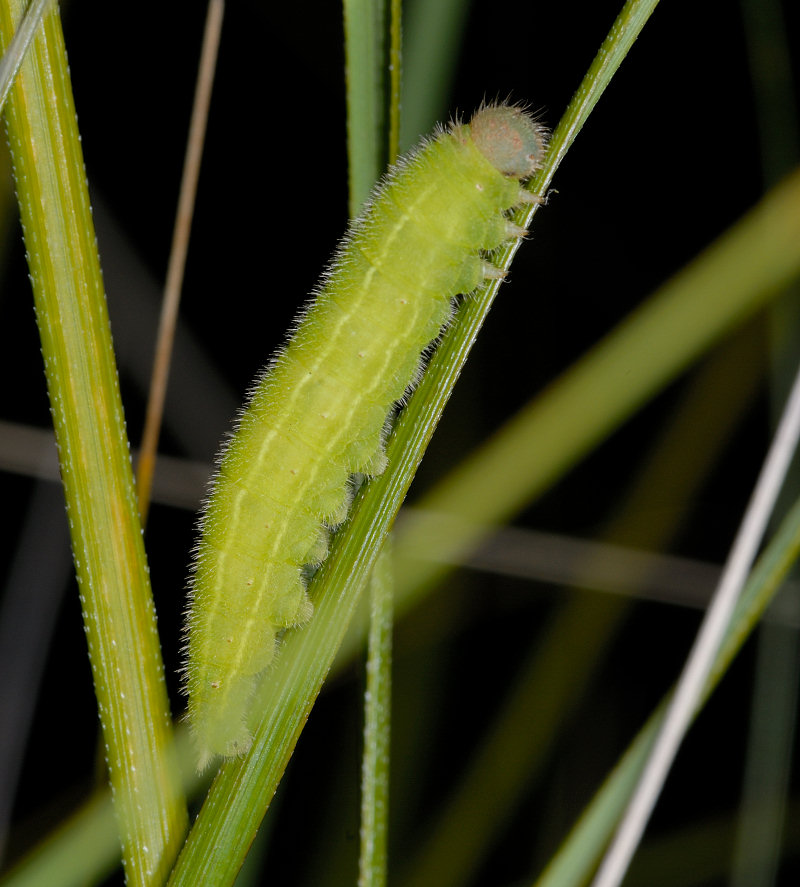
(184, 103), (548, 768)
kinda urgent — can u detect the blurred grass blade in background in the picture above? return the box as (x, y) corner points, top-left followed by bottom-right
(732, 0), (800, 882)
(343, 0), (388, 214)
(399, 0), (470, 149)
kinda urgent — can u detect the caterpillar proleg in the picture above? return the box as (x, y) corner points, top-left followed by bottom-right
(184, 103), (548, 768)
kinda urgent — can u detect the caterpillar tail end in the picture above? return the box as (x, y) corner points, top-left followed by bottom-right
(188, 672), (256, 772)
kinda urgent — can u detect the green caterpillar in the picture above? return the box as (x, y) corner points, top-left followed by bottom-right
(184, 103), (548, 767)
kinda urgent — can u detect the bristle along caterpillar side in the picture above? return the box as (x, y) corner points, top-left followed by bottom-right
(184, 103), (549, 768)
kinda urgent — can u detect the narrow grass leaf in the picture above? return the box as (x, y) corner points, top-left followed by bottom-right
(0, 3), (187, 883)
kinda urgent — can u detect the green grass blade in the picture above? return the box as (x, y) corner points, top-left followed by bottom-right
(399, 0), (471, 149)
(387, 0), (401, 164)
(358, 543), (393, 887)
(343, 0), (388, 215)
(0, 3), (187, 884)
(0, 793), (120, 887)
(342, 0), (401, 203)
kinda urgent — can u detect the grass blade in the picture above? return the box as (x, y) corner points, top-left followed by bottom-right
(343, 0), (388, 215)
(358, 543), (393, 887)
(0, 3), (187, 883)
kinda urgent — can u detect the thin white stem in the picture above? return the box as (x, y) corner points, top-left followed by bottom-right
(591, 355), (800, 887)
(0, 0), (53, 110)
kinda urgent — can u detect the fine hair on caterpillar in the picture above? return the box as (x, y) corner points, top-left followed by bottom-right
(183, 102), (549, 769)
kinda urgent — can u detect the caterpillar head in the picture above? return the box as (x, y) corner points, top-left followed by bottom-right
(469, 105), (548, 180)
